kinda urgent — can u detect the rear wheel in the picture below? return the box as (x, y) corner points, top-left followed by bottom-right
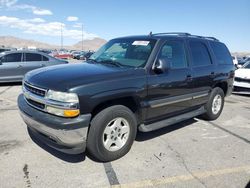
(202, 87), (225, 120)
(87, 105), (137, 162)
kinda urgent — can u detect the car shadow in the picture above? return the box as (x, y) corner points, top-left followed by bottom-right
(136, 118), (198, 142)
(27, 118), (197, 163)
(27, 127), (86, 163)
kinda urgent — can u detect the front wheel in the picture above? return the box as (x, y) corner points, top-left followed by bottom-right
(87, 105), (137, 162)
(202, 87), (225, 120)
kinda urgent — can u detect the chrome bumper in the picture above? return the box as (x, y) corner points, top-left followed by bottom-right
(18, 94), (91, 154)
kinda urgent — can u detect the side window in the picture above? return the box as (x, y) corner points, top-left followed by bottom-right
(25, 53), (42, 61)
(210, 42), (233, 65)
(42, 55), (49, 61)
(2, 53), (22, 63)
(159, 41), (187, 69)
(189, 41), (212, 67)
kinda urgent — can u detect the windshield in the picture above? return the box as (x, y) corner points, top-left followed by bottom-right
(89, 38), (156, 68)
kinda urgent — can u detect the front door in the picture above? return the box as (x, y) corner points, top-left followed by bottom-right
(146, 39), (193, 123)
(0, 52), (23, 82)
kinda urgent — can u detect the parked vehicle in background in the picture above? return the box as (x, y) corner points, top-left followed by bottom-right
(18, 33), (234, 162)
(54, 51), (72, 59)
(234, 61), (250, 94)
(76, 51), (94, 60)
(0, 50), (68, 83)
(38, 49), (52, 54)
(0, 48), (12, 53)
(72, 51), (83, 59)
(232, 56), (238, 65)
(75, 51), (87, 60)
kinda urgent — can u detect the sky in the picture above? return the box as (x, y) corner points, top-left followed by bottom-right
(0, 0), (249, 52)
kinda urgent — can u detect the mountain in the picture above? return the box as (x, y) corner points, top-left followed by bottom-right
(0, 36), (106, 51)
(73, 38), (107, 51)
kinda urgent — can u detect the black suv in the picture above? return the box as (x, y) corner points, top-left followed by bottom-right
(18, 33), (234, 161)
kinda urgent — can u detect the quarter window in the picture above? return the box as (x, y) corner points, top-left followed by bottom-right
(189, 41), (212, 67)
(210, 42), (233, 64)
(159, 41), (187, 69)
(25, 53), (42, 61)
(42, 55), (49, 61)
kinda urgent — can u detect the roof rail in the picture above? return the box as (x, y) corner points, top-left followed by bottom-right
(152, 32), (191, 36)
(150, 32), (219, 41)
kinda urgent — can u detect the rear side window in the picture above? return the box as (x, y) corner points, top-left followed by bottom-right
(25, 53), (42, 61)
(210, 42), (233, 64)
(2, 53), (22, 62)
(42, 55), (49, 61)
(189, 41), (212, 67)
(159, 41), (187, 69)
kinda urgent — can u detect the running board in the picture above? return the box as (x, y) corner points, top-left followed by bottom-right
(139, 107), (206, 132)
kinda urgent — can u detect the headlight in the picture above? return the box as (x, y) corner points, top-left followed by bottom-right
(46, 90), (79, 103)
(46, 106), (80, 118)
(46, 90), (79, 117)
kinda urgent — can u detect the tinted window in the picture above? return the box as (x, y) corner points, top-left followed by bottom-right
(2, 53), (22, 62)
(210, 42), (233, 64)
(25, 53), (42, 61)
(189, 41), (212, 67)
(159, 41), (187, 69)
(42, 55), (49, 61)
(244, 63), (250, 69)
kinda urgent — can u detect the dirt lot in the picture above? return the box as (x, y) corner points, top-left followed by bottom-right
(0, 83), (249, 188)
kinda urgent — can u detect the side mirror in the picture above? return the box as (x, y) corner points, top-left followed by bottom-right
(153, 58), (170, 74)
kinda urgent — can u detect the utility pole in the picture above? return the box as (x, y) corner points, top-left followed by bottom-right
(61, 24), (63, 50)
(81, 23), (84, 51)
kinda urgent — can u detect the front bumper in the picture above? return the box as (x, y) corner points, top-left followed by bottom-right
(233, 81), (250, 94)
(18, 94), (91, 154)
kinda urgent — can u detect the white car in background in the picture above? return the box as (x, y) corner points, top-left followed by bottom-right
(232, 55), (239, 65)
(233, 61), (250, 94)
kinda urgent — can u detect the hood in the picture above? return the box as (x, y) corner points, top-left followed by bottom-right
(25, 62), (140, 91)
(235, 68), (250, 79)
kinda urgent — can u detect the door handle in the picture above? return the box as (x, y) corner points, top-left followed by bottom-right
(211, 72), (215, 78)
(186, 75), (192, 81)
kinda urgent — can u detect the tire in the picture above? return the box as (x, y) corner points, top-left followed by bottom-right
(87, 105), (137, 162)
(202, 87), (225, 120)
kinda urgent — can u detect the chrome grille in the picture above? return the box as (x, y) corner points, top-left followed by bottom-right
(24, 82), (46, 97)
(23, 82), (47, 111)
(235, 77), (250, 83)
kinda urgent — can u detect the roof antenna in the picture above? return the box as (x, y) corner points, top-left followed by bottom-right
(149, 31), (152, 36)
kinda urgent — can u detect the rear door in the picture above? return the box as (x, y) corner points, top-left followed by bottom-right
(187, 39), (215, 107)
(0, 52), (23, 82)
(146, 39), (193, 123)
(21, 52), (45, 75)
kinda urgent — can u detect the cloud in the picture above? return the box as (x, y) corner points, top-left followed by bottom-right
(13, 4), (53, 15)
(73, 23), (82, 28)
(67, 16), (79, 22)
(28, 18), (45, 23)
(0, 0), (17, 7)
(0, 16), (98, 40)
(0, 1), (52, 15)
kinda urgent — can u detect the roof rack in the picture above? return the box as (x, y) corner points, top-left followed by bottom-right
(149, 32), (219, 41)
(152, 32), (191, 36)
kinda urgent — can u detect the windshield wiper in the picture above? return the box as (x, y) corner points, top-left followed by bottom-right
(99, 60), (124, 67)
(88, 58), (98, 63)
